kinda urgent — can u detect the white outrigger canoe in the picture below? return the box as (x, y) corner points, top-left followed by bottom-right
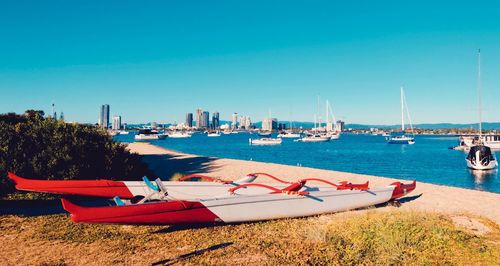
(8, 172), (415, 225)
(60, 180), (415, 225)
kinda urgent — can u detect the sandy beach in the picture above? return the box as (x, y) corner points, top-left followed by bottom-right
(127, 142), (500, 225)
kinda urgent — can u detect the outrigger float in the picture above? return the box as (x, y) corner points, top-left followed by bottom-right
(8, 172), (416, 225)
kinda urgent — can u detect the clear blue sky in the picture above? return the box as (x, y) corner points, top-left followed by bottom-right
(1, 1), (500, 125)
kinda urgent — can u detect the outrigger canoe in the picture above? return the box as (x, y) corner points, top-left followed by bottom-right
(7, 172), (369, 201)
(61, 180), (416, 225)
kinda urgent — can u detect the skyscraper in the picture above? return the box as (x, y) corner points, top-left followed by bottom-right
(100, 104), (110, 128)
(231, 113), (238, 129)
(212, 112), (220, 129)
(262, 118), (278, 131)
(201, 111), (210, 128)
(186, 113), (193, 128)
(112, 116), (122, 130)
(51, 103), (57, 119)
(195, 108), (203, 128)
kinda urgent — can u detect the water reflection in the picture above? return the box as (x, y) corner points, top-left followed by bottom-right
(468, 169), (497, 184)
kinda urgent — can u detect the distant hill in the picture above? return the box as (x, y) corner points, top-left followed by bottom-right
(127, 121), (500, 130)
(345, 122), (500, 130)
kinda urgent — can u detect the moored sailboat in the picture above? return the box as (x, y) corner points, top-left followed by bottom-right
(387, 87), (415, 145)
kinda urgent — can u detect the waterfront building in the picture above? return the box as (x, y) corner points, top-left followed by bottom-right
(244, 117), (252, 130)
(262, 118), (278, 131)
(186, 113), (193, 128)
(112, 116), (122, 130)
(336, 120), (345, 132)
(99, 104), (110, 129)
(201, 111), (210, 128)
(195, 108), (203, 128)
(231, 113), (238, 129)
(212, 112), (220, 129)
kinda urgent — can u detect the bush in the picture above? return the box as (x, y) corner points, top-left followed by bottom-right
(0, 110), (149, 197)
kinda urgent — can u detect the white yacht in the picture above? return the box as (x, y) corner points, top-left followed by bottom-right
(387, 87), (415, 145)
(168, 131), (192, 138)
(465, 49), (497, 170)
(249, 138), (282, 145)
(134, 129), (166, 141)
(207, 131), (221, 137)
(277, 131), (301, 138)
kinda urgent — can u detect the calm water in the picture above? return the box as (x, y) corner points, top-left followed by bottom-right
(115, 133), (499, 194)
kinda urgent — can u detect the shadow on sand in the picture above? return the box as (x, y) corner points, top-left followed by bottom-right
(150, 242), (233, 266)
(0, 199), (66, 216)
(141, 154), (220, 180)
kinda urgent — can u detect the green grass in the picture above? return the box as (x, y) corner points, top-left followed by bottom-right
(1, 210), (499, 265)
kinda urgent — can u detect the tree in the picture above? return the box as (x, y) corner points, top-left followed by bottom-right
(0, 111), (149, 197)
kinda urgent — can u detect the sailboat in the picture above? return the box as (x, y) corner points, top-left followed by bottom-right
(277, 111), (301, 138)
(325, 100), (340, 140)
(466, 49), (497, 170)
(387, 87), (415, 144)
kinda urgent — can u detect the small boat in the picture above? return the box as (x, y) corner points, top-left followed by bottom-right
(134, 129), (166, 141)
(118, 130), (129, 135)
(168, 132), (192, 138)
(466, 145), (498, 170)
(328, 132), (340, 140)
(387, 87), (415, 145)
(277, 131), (301, 138)
(60, 180), (416, 225)
(465, 50), (498, 171)
(258, 131), (272, 137)
(207, 131), (221, 137)
(249, 138), (282, 145)
(296, 134), (330, 142)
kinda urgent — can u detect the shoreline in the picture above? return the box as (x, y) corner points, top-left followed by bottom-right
(127, 142), (500, 225)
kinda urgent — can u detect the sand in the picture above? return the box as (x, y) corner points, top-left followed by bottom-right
(127, 142), (500, 225)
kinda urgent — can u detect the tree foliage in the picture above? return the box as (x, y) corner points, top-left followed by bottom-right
(0, 111), (148, 196)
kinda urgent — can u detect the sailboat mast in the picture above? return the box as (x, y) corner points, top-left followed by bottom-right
(477, 49), (482, 139)
(401, 87), (405, 131)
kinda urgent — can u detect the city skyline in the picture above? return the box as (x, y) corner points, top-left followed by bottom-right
(1, 2), (500, 124)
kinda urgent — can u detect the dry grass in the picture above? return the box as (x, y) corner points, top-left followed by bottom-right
(0, 210), (499, 265)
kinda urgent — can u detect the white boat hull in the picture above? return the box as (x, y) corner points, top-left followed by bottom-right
(249, 138), (282, 145)
(202, 186), (395, 223)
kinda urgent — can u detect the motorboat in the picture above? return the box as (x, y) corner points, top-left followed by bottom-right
(207, 131), (221, 137)
(277, 131), (301, 138)
(249, 138), (282, 145)
(466, 145), (497, 170)
(168, 131), (192, 138)
(387, 132), (415, 145)
(328, 132), (340, 140)
(387, 87), (415, 145)
(454, 135), (500, 151)
(134, 129), (166, 141)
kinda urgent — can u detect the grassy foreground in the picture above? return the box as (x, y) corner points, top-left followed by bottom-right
(1, 209), (499, 265)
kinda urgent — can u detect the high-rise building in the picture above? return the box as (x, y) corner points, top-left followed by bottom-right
(185, 113), (193, 128)
(112, 116), (122, 130)
(59, 112), (64, 121)
(244, 117), (252, 130)
(99, 104), (110, 128)
(262, 118), (278, 131)
(212, 112), (220, 129)
(195, 108), (203, 128)
(336, 120), (345, 132)
(51, 103), (57, 119)
(201, 111), (210, 128)
(231, 113), (238, 129)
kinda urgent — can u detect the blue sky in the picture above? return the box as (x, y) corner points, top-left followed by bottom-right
(1, 1), (500, 124)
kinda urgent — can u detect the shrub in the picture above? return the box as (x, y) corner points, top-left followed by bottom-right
(0, 111), (149, 197)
